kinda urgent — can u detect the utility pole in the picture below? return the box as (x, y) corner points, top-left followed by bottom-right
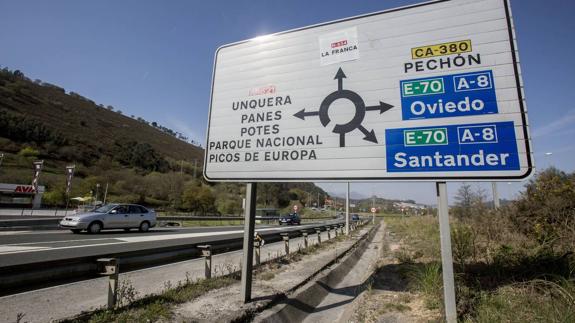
(492, 182), (500, 209)
(103, 183), (109, 204)
(372, 195), (375, 223)
(334, 197), (337, 216)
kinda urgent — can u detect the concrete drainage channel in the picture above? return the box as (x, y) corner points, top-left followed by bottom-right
(251, 222), (381, 323)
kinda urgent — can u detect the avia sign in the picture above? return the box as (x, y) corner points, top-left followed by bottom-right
(204, 0), (532, 181)
(15, 185), (36, 194)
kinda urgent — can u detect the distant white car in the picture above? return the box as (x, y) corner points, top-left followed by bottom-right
(60, 204), (156, 234)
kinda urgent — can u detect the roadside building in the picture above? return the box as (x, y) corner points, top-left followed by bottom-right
(0, 183), (45, 208)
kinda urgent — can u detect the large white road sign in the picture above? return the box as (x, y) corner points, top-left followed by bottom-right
(204, 0), (532, 181)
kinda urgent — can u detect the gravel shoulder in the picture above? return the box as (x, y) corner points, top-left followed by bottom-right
(348, 220), (441, 323)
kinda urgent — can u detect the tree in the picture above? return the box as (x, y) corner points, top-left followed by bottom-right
(452, 183), (486, 219)
(43, 187), (66, 207)
(182, 185), (216, 215)
(114, 141), (169, 172)
(512, 167), (575, 248)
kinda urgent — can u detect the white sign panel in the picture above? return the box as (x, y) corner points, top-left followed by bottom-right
(205, 0), (532, 181)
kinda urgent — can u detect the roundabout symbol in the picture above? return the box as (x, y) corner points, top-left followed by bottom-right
(293, 67), (393, 147)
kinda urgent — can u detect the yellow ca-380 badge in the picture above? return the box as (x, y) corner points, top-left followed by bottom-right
(411, 40), (472, 59)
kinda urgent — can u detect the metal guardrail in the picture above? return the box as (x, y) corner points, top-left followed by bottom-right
(0, 219), (359, 296)
(157, 215), (339, 226)
(0, 215), (340, 230)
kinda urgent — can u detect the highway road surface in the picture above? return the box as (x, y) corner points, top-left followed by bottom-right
(0, 222), (338, 268)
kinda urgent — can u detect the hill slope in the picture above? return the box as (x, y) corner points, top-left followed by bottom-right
(0, 69), (202, 165)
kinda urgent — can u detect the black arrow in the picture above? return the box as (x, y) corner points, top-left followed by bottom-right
(366, 101), (394, 114)
(358, 125), (378, 143)
(334, 67), (346, 91)
(294, 109), (320, 120)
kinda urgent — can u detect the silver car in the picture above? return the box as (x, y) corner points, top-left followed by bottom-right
(60, 204), (157, 234)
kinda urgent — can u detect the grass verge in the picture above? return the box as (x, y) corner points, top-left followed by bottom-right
(385, 216), (575, 322)
(62, 274), (238, 323)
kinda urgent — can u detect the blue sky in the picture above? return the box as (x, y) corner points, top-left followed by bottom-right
(1, 0), (574, 204)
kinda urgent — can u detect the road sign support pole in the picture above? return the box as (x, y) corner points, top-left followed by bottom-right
(492, 182), (500, 209)
(346, 182), (350, 235)
(436, 182), (457, 323)
(241, 182), (257, 303)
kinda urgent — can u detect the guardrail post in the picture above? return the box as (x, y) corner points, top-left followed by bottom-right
(333, 225), (339, 238)
(315, 227), (322, 245)
(326, 226), (331, 240)
(301, 230), (308, 248)
(254, 240), (261, 265)
(340, 224), (344, 235)
(281, 233), (290, 256)
(97, 258), (119, 310)
(198, 245), (212, 279)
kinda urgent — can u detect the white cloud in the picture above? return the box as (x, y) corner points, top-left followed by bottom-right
(531, 108), (575, 138)
(165, 117), (203, 145)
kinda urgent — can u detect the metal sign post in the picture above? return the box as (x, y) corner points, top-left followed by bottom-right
(30, 160), (44, 215)
(436, 182), (457, 323)
(64, 165), (75, 216)
(241, 183), (257, 303)
(345, 182), (350, 235)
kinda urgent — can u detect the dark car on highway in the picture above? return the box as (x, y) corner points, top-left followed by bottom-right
(351, 214), (360, 222)
(278, 213), (301, 225)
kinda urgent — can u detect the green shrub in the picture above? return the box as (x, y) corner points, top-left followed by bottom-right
(452, 224), (476, 269)
(405, 262), (443, 310)
(17, 146), (39, 158)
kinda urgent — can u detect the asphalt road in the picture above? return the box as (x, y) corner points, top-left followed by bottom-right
(0, 222), (339, 268)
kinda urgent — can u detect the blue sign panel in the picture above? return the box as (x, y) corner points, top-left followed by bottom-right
(386, 121), (520, 173)
(400, 70), (498, 120)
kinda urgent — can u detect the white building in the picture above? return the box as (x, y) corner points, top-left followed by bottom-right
(0, 183), (45, 209)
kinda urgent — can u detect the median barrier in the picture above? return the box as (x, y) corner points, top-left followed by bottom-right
(0, 220), (347, 295)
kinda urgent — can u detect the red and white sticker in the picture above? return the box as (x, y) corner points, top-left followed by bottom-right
(319, 27), (359, 66)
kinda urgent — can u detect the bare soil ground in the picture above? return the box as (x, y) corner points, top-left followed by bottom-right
(349, 222), (441, 323)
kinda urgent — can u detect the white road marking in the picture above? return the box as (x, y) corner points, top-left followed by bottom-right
(0, 226), (304, 255)
(0, 246), (50, 253)
(0, 231), (32, 235)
